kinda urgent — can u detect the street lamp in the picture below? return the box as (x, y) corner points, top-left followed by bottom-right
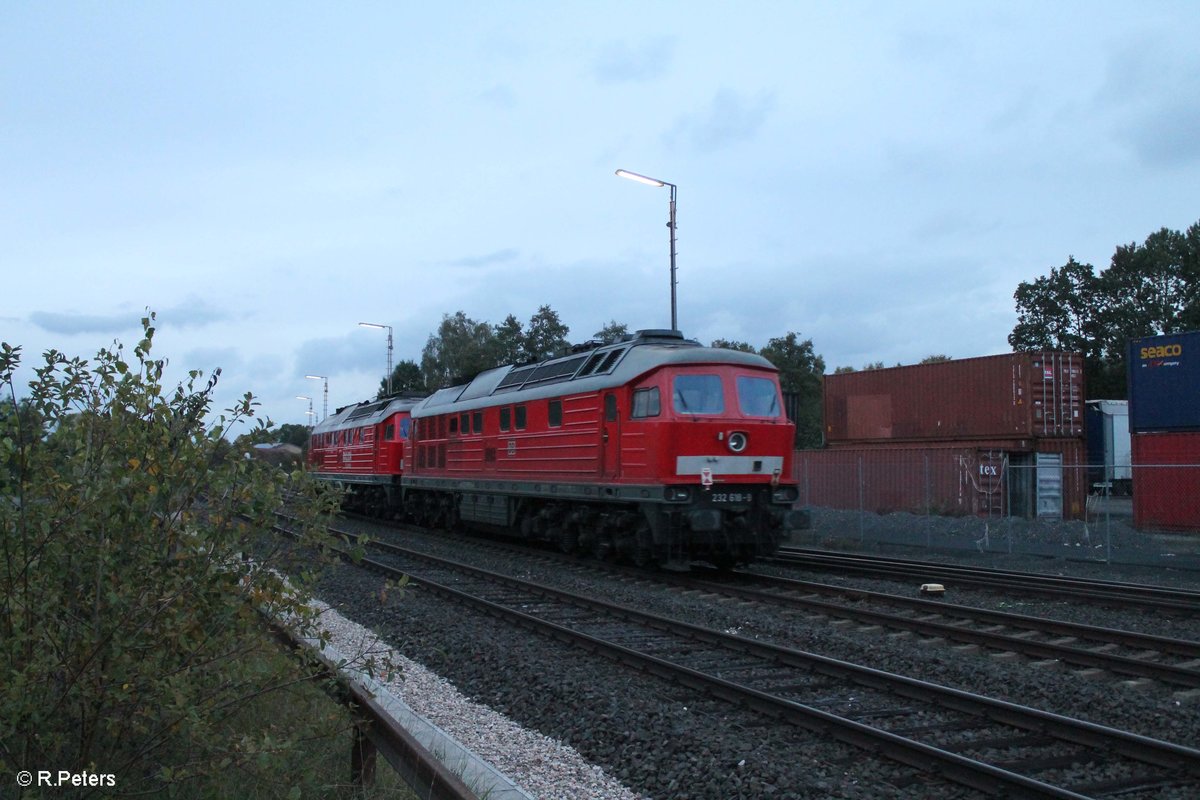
(305, 375), (328, 421)
(616, 168), (678, 332)
(358, 322), (394, 396)
(296, 395), (314, 430)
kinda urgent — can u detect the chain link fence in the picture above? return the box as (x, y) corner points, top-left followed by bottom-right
(792, 449), (1200, 569)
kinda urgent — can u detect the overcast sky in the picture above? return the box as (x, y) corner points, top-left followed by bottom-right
(4, 2), (1199, 431)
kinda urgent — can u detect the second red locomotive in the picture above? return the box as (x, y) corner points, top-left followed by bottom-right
(308, 330), (806, 569)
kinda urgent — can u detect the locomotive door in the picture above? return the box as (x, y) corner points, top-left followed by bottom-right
(600, 392), (620, 478)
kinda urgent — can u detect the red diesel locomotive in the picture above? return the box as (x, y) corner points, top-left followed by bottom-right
(307, 394), (422, 517)
(308, 330), (807, 568)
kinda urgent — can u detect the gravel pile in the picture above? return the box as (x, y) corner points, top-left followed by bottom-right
(314, 521), (1200, 800)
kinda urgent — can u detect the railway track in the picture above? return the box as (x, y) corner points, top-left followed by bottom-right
(769, 547), (1200, 614)
(340, 515), (1200, 690)
(668, 570), (1200, 690)
(323, 525), (1200, 798)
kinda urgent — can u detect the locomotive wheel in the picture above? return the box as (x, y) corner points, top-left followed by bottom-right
(557, 523), (579, 555)
(630, 523), (655, 568)
(592, 531), (614, 561)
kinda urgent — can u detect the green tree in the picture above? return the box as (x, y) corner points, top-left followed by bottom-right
(759, 332), (825, 448)
(1009, 221), (1200, 398)
(0, 317), (353, 796)
(1009, 256), (1100, 356)
(710, 338), (757, 353)
(523, 305), (570, 361)
(275, 422), (311, 448)
(377, 358), (426, 398)
(420, 311), (497, 389)
(492, 314), (527, 365)
(593, 320), (629, 344)
(920, 354), (952, 364)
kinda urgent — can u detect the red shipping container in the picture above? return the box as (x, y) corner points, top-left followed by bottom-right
(823, 352), (1084, 444)
(1131, 432), (1200, 532)
(794, 438), (1087, 520)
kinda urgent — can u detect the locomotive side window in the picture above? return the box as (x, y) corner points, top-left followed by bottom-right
(673, 375), (724, 415)
(500, 407), (511, 431)
(548, 400), (563, 427)
(449, 417), (458, 435)
(472, 412), (483, 433)
(460, 413), (470, 434)
(604, 393), (618, 421)
(385, 424), (395, 441)
(515, 405), (527, 430)
(632, 387), (660, 418)
(737, 376), (781, 417)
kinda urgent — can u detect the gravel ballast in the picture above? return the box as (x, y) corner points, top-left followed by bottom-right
(314, 520), (1200, 799)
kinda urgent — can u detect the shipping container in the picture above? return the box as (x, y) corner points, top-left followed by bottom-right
(794, 437), (1087, 520)
(1085, 400), (1131, 493)
(823, 352), (1084, 444)
(1131, 431), (1200, 532)
(1127, 330), (1200, 432)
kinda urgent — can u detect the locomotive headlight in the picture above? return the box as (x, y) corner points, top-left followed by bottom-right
(772, 486), (799, 503)
(727, 431), (748, 453)
(665, 487), (692, 502)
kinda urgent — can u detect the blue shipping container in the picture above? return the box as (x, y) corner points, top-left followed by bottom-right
(1127, 330), (1200, 432)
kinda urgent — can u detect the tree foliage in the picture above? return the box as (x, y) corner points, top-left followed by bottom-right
(758, 332), (825, 448)
(377, 359), (426, 399)
(0, 316), (352, 795)
(523, 305), (570, 361)
(710, 338), (757, 353)
(419, 306), (573, 390)
(593, 320), (629, 344)
(420, 311), (496, 390)
(1009, 220), (1200, 398)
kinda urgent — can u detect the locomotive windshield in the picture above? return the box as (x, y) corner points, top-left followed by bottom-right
(673, 374), (724, 415)
(737, 376), (781, 417)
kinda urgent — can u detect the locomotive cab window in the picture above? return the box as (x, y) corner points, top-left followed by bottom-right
(673, 375), (724, 415)
(632, 387), (660, 419)
(736, 376), (781, 417)
(384, 424), (395, 441)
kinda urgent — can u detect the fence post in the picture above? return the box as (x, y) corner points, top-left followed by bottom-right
(857, 455), (865, 546)
(924, 453), (931, 549)
(351, 718), (378, 787)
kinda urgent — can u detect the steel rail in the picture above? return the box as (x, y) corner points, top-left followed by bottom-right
(770, 548), (1200, 612)
(667, 572), (1200, 688)
(343, 534), (1200, 798)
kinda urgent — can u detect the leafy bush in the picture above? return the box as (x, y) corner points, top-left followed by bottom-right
(1, 315), (352, 796)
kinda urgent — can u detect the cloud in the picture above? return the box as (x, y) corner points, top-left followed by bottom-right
(447, 248), (521, 268)
(1120, 100), (1200, 168)
(1097, 42), (1200, 167)
(478, 84), (516, 109)
(29, 310), (141, 335)
(594, 37), (674, 83)
(293, 333), (378, 379)
(29, 297), (231, 335)
(667, 88), (775, 152)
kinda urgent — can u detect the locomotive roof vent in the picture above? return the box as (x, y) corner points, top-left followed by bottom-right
(631, 328), (684, 341)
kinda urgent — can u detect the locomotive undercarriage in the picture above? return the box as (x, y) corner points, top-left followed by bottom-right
(396, 485), (792, 570)
(334, 477), (797, 569)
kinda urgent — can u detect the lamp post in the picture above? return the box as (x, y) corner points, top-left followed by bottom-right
(296, 395), (313, 430)
(616, 168), (678, 332)
(358, 322), (394, 396)
(305, 375), (328, 420)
